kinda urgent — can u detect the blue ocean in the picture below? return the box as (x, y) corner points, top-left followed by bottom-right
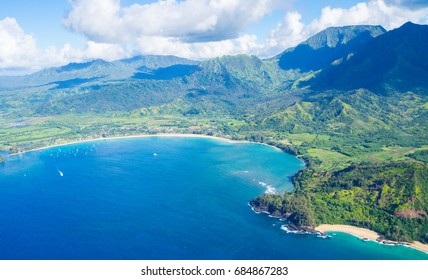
(0, 137), (426, 259)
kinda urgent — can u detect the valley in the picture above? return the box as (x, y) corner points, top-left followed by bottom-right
(1, 22), (427, 247)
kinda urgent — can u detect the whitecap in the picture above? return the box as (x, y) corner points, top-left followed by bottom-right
(265, 185), (276, 194)
(258, 181), (277, 194)
(280, 225), (300, 234)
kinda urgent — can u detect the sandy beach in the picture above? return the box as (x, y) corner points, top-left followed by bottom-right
(8, 133), (252, 156)
(7, 134), (425, 255)
(316, 224), (380, 240)
(316, 224), (428, 254)
(408, 241), (428, 254)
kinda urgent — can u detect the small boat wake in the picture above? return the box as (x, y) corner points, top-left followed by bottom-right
(57, 169), (64, 177)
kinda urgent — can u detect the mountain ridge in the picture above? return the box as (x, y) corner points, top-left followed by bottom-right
(0, 22), (427, 246)
(306, 22), (428, 92)
(276, 24), (386, 72)
(0, 55), (200, 88)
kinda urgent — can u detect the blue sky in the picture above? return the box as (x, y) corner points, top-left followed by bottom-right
(1, 0), (427, 74)
(0, 0), (362, 48)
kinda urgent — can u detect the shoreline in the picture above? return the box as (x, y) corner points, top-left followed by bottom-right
(251, 204), (428, 255)
(7, 133), (306, 168)
(315, 224), (428, 254)
(4, 133), (426, 255)
(7, 133), (255, 157)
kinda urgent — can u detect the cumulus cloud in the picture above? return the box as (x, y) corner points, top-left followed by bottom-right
(61, 0), (273, 60)
(261, 0), (428, 56)
(0, 17), (132, 73)
(309, 0), (428, 30)
(133, 34), (259, 59)
(262, 11), (306, 55)
(63, 0), (122, 42)
(60, 41), (131, 62)
(63, 0), (273, 43)
(0, 17), (37, 69)
(2, 0), (428, 73)
(62, 0), (428, 60)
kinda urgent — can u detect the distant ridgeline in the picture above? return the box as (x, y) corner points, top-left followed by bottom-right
(0, 22), (427, 244)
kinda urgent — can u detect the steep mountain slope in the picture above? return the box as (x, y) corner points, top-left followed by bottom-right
(249, 22), (428, 243)
(252, 161), (428, 243)
(0, 23), (427, 245)
(276, 25), (385, 72)
(308, 22), (428, 92)
(4, 54), (297, 116)
(189, 55), (297, 94)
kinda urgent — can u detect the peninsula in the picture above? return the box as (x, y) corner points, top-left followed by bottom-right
(1, 22), (427, 253)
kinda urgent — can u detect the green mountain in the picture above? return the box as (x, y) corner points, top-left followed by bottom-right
(251, 161), (428, 242)
(0, 55), (199, 88)
(1, 54), (299, 116)
(0, 22), (427, 245)
(276, 25), (385, 72)
(307, 22), (428, 92)
(250, 22), (428, 243)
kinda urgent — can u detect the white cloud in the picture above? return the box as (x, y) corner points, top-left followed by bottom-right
(61, 0), (273, 60)
(63, 0), (122, 42)
(308, 0), (428, 30)
(262, 11), (306, 56)
(64, 0), (273, 43)
(0, 17), (132, 73)
(2, 0), (428, 73)
(59, 41), (131, 62)
(0, 17), (37, 68)
(134, 34), (259, 59)
(62, 0), (428, 60)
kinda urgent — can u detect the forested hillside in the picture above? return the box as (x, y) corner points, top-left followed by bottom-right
(0, 22), (427, 243)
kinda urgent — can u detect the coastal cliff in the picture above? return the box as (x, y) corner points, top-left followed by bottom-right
(250, 161), (428, 244)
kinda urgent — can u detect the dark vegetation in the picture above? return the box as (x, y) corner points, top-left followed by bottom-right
(277, 25), (386, 71)
(252, 162), (428, 243)
(308, 22), (428, 92)
(0, 22), (427, 243)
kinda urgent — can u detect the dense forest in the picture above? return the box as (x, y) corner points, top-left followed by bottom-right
(251, 162), (428, 243)
(0, 22), (427, 244)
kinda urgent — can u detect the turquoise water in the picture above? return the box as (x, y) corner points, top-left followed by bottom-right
(0, 137), (426, 260)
